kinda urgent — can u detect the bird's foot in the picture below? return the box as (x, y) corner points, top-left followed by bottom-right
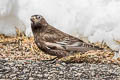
(41, 57), (66, 66)
(41, 57), (58, 64)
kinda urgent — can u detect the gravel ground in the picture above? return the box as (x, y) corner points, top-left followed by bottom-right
(0, 59), (119, 80)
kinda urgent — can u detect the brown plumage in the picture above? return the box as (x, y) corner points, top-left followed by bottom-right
(30, 15), (103, 59)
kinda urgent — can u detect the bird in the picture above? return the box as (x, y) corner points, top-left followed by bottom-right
(30, 15), (103, 62)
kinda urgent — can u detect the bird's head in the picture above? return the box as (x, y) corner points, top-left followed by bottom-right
(30, 15), (48, 27)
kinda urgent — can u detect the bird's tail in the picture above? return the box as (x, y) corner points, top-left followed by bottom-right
(64, 45), (104, 53)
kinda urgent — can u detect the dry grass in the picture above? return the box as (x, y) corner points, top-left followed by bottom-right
(0, 28), (120, 64)
(0, 28), (54, 61)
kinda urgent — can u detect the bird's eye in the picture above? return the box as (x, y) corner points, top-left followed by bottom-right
(37, 16), (40, 19)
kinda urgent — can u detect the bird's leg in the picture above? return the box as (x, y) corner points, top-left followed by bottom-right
(41, 57), (66, 65)
(41, 57), (58, 64)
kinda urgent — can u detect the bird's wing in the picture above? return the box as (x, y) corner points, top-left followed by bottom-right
(44, 38), (102, 53)
(44, 42), (65, 50)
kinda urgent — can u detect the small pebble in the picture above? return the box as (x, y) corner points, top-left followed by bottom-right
(0, 59), (119, 79)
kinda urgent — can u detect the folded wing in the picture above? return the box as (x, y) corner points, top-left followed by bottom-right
(44, 39), (103, 53)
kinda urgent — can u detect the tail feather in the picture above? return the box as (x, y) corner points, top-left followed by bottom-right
(64, 45), (103, 53)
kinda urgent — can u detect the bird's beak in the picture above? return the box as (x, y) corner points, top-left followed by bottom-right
(30, 16), (37, 23)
